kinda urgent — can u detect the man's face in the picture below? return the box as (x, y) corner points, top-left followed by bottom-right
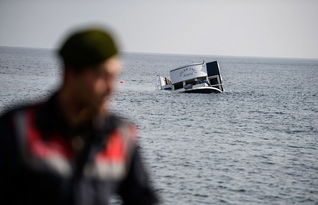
(72, 56), (122, 117)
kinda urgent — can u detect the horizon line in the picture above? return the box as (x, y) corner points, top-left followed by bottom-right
(1, 45), (318, 61)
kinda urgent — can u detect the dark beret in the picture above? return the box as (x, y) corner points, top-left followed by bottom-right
(58, 28), (119, 68)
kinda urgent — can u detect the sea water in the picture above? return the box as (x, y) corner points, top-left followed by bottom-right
(0, 47), (317, 204)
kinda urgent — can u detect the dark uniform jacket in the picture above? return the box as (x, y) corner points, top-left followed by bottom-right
(0, 93), (159, 205)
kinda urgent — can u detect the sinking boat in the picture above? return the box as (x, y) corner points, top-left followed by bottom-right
(158, 61), (224, 93)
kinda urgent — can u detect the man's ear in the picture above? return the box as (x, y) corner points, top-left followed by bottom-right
(62, 68), (77, 87)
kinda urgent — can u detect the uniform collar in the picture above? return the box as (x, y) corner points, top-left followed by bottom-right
(36, 91), (121, 140)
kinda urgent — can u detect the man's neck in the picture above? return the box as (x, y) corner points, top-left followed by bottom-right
(58, 88), (94, 127)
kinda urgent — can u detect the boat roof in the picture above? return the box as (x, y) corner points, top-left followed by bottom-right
(170, 61), (204, 72)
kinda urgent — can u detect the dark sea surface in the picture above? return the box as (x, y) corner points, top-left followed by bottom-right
(1, 47), (318, 204)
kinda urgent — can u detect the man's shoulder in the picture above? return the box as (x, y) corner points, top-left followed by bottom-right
(0, 101), (45, 146)
(0, 93), (57, 121)
(105, 113), (135, 129)
(110, 112), (132, 123)
(97, 113), (137, 140)
(0, 102), (42, 121)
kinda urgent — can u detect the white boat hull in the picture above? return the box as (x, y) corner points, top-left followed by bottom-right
(178, 86), (222, 94)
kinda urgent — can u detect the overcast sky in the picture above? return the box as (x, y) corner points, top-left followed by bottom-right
(0, 0), (317, 59)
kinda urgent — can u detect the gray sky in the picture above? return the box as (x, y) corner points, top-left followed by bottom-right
(0, 0), (317, 58)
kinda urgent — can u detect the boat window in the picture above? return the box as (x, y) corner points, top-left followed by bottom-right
(209, 76), (219, 86)
(185, 79), (196, 85)
(197, 77), (208, 84)
(174, 82), (183, 90)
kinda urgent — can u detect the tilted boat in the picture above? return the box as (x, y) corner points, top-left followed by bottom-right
(158, 61), (224, 93)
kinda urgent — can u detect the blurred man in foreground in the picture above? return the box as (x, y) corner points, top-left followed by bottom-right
(0, 27), (159, 205)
